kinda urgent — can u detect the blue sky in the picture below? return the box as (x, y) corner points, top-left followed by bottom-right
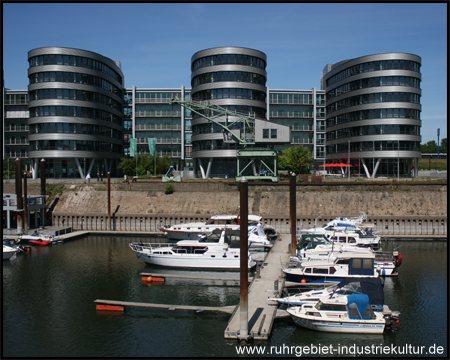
(3, 2), (447, 144)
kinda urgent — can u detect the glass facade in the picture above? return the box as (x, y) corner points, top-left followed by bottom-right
(268, 89), (326, 161)
(26, 47), (125, 179)
(4, 91), (30, 165)
(124, 88), (192, 167)
(190, 47), (268, 178)
(322, 53), (422, 177)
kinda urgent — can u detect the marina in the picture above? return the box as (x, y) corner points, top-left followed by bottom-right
(2, 233), (447, 357)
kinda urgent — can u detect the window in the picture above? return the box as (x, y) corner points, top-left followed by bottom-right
(271, 129), (277, 139)
(263, 129), (269, 138)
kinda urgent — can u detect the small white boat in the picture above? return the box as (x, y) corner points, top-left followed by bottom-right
(270, 277), (385, 309)
(129, 229), (256, 270)
(19, 231), (62, 246)
(3, 238), (29, 259)
(304, 226), (380, 249)
(287, 293), (399, 334)
(3, 244), (17, 260)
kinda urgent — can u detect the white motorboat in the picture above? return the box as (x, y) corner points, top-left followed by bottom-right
(129, 229), (256, 270)
(3, 243), (17, 260)
(304, 226), (380, 249)
(270, 277), (385, 310)
(160, 214), (259, 240)
(293, 234), (401, 276)
(3, 238), (29, 259)
(283, 252), (378, 284)
(287, 293), (400, 334)
(306, 212), (371, 232)
(19, 231), (62, 246)
(160, 214), (273, 247)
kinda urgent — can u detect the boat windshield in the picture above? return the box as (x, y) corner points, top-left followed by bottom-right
(315, 300), (347, 311)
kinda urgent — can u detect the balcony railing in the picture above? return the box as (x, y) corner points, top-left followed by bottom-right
(135, 110), (182, 117)
(136, 138), (181, 144)
(290, 125), (313, 131)
(270, 111), (314, 118)
(136, 124), (182, 131)
(5, 140), (29, 145)
(5, 125), (30, 132)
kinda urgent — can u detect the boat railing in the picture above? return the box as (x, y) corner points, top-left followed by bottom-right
(130, 242), (172, 251)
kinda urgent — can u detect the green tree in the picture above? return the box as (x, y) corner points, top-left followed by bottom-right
(420, 140), (438, 153)
(119, 157), (136, 176)
(279, 145), (314, 174)
(119, 154), (174, 177)
(439, 138), (447, 153)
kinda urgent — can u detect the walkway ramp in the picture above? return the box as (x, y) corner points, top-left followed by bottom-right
(224, 234), (291, 340)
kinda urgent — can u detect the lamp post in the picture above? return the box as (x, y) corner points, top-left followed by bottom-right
(348, 140), (350, 181)
(437, 128), (440, 159)
(398, 140), (400, 180)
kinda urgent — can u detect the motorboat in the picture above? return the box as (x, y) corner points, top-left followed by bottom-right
(293, 233), (402, 276)
(304, 225), (380, 249)
(283, 252), (378, 284)
(305, 212), (372, 232)
(160, 214), (275, 242)
(3, 240), (19, 260)
(270, 277), (385, 310)
(160, 214), (257, 240)
(303, 212), (380, 248)
(3, 238), (30, 257)
(287, 293), (400, 334)
(160, 214), (274, 248)
(129, 229), (256, 270)
(19, 231), (62, 246)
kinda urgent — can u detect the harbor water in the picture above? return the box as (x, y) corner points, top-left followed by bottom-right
(2, 235), (447, 357)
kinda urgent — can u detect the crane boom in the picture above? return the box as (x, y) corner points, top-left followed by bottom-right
(171, 97), (255, 146)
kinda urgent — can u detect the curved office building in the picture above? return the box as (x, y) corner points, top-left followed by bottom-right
(322, 53), (422, 178)
(190, 47), (267, 178)
(27, 47), (124, 179)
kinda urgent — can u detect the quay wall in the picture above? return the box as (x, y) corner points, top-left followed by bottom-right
(3, 181), (447, 237)
(51, 212), (447, 237)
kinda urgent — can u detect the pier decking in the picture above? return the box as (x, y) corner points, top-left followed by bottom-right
(224, 233), (291, 340)
(94, 299), (235, 314)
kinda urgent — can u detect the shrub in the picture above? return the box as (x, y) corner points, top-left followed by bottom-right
(164, 184), (174, 195)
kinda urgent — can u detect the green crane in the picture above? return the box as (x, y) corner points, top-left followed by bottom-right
(171, 97), (255, 145)
(171, 97), (279, 182)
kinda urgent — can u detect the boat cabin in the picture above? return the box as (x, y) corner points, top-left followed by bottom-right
(301, 253), (376, 277)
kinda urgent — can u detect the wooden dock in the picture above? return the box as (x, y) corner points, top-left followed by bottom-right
(140, 272), (254, 286)
(224, 233), (291, 340)
(94, 299), (235, 314)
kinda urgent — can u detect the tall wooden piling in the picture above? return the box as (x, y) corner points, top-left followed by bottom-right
(23, 172), (28, 234)
(107, 172), (111, 216)
(289, 173), (297, 255)
(15, 158), (23, 234)
(40, 158), (46, 227)
(239, 177), (249, 341)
